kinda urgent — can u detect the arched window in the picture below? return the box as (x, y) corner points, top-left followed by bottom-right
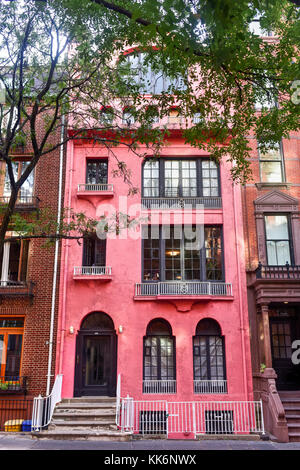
(193, 319), (227, 393)
(80, 312), (115, 331)
(143, 319), (176, 393)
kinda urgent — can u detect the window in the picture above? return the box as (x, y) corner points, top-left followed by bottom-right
(265, 214), (292, 265)
(142, 159), (220, 198)
(86, 159), (108, 185)
(123, 52), (186, 94)
(259, 142), (284, 183)
(122, 109), (135, 126)
(83, 236), (106, 267)
(0, 317), (24, 380)
(142, 225), (223, 282)
(193, 319), (226, 392)
(168, 108), (182, 124)
(0, 239), (29, 285)
(3, 160), (34, 201)
(143, 319), (175, 392)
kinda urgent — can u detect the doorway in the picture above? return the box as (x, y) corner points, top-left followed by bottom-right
(74, 312), (117, 397)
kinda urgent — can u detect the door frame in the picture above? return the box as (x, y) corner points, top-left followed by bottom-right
(74, 328), (117, 397)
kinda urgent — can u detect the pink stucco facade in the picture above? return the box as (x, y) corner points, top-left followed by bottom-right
(55, 132), (254, 409)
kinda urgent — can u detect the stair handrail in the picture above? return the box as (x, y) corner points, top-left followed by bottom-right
(31, 374), (63, 432)
(116, 373), (121, 427)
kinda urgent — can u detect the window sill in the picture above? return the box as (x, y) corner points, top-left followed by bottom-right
(255, 182), (291, 190)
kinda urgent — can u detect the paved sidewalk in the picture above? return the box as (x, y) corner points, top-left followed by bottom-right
(0, 433), (300, 450)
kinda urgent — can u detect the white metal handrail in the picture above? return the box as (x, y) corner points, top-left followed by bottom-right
(73, 266), (112, 276)
(118, 398), (265, 437)
(31, 374), (63, 432)
(77, 183), (113, 192)
(143, 380), (177, 394)
(194, 380), (228, 394)
(135, 282), (233, 297)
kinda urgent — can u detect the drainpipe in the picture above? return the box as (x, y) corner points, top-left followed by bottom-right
(46, 114), (65, 395)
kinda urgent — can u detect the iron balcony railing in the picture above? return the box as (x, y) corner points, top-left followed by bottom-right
(77, 183), (114, 192)
(0, 376), (28, 394)
(135, 281), (232, 297)
(194, 380), (227, 394)
(141, 197), (222, 209)
(143, 380), (177, 395)
(0, 196), (40, 209)
(0, 280), (34, 299)
(256, 262), (300, 280)
(73, 266), (112, 276)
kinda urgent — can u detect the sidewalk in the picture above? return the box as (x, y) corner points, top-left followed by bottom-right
(1, 433), (300, 450)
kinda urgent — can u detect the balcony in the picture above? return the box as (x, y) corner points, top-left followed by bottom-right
(256, 262), (300, 280)
(0, 376), (28, 395)
(135, 281), (233, 300)
(77, 183), (114, 198)
(0, 196), (40, 211)
(0, 281), (34, 303)
(143, 380), (177, 394)
(194, 380), (227, 394)
(73, 266), (112, 281)
(141, 197), (222, 210)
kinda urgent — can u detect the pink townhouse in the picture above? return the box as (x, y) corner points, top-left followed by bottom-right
(54, 51), (256, 438)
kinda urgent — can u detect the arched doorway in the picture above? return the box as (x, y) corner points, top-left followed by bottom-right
(74, 312), (117, 397)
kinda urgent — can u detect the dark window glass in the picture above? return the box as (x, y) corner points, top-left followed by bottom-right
(144, 320), (175, 382)
(86, 159), (108, 185)
(205, 227), (223, 280)
(193, 320), (225, 381)
(83, 237), (106, 267)
(81, 312), (114, 331)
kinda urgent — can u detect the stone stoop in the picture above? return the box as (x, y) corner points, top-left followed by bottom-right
(279, 391), (300, 442)
(31, 396), (130, 441)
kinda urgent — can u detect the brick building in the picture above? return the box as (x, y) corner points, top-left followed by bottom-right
(0, 121), (65, 400)
(243, 131), (300, 441)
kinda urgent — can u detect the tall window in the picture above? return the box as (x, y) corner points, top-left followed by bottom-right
(3, 160), (34, 200)
(265, 214), (292, 265)
(83, 236), (106, 267)
(143, 319), (175, 392)
(0, 239), (29, 284)
(86, 159), (108, 185)
(0, 317), (24, 379)
(142, 225), (223, 282)
(142, 159), (220, 198)
(259, 142), (284, 183)
(193, 319), (226, 392)
(123, 52), (185, 94)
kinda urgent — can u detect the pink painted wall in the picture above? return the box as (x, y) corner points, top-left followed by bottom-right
(55, 134), (254, 404)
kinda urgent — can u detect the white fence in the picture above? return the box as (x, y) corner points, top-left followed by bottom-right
(31, 374), (63, 432)
(117, 398), (265, 437)
(73, 266), (112, 276)
(135, 282), (233, 297)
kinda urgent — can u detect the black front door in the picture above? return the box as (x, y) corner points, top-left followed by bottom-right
(74, 331), (117, 396)
(270, 317), (300, 391)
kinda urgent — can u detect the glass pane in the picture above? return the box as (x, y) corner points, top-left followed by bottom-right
(84, 336), (110, 386)
(260, 161), (282, 183)
(20, 162), (34, 199)
(259, 143), (281, 160)
(265, 215), (289, 240)
(0, 334), (4, 373)
(4, 334), (22, 377)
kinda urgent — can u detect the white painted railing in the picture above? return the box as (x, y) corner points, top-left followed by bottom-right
(118, 398), (265, 437)
(143, 380), (177, 394)
(141, 197), (222, 209)
(135, 282), (233, 297)
(73, 266), (112, 276)
(31, 374), (63, 432)
(194, 380), (228, 394)
(77, 183), (114, 192)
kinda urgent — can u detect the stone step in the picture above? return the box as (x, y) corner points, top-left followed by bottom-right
(55, 403), (116, 412)
(31, 429), (130, 441)
(288, 433), (300, 442)
(49, 420), (117, 431)
(52, 410), (116, 420)
(61, 397), (116, 404)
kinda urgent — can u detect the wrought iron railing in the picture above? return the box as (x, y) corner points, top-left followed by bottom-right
(77, 183), (113, 192)
(193, 380), (227, 394)
(141, 197), (222, 209)
(0, 398), (33, 431)
(73, 266), (112, 276)
(135, 281), (232, 297)
(0, 280), (34, 298)
(0, 376), (28, 394)
(0, 196), (40, 209)
(143, 380), (177, 395)
(256, 262), (300, 280)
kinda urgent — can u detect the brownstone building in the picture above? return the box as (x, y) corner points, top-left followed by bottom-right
(243, 132), (300, 442)
(0, 122), (65, 404)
